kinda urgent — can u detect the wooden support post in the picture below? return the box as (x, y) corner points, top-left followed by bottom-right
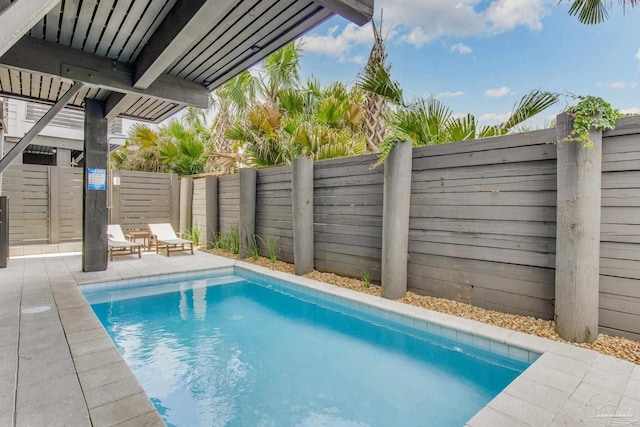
(179, 177), (193, 235)
(48, 166), (60, 244)
(292, 158), (314, 275)
(82, 99), (108, 272)
(205, 175), (218, 249)
(0, 99), (4, 194)
(381, 141), (412, 300)
(555, 112), (602, 343)
(0, 196), (8, 268)
(239, 168), (256, 259)
(170, 174), (180, 232)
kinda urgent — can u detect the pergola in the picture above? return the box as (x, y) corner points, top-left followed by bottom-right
(0, 0), (373, 271)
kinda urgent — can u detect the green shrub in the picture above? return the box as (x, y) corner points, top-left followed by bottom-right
(185, 226), (201, 246)
(361, 267), (372, 288)
(259, 235), (279, 263)
(249, 235), (260, 261)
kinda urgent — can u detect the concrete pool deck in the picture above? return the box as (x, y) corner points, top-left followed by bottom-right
(0, 250), (638, 426)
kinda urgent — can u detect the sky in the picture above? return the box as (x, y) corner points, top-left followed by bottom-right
(296, 0), (640, 128)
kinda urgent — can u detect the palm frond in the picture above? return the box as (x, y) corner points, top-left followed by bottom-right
(357, 62), (404, 106)
(567, 0), (609, 24)
(262, 41), (302, 99)
(500, 90), (559, 133)
(216, 70), (260, 114)
(278, 89), (305, 115)
(316, 96), (349, 127)
(129, 123), (159, 148)
(566, 0), (638, 24)
(478, 125), (501, 139)
(445, 114), (477, 141)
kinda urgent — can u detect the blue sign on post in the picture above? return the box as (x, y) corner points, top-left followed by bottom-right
(87, 168), (107, 190)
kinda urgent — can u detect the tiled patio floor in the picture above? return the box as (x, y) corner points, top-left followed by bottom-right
(0, 249), (638, 426)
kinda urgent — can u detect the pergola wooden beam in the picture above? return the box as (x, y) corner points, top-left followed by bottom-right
(104, 92), (142, 121)
(0, 36), (210, 111)
(313, 0), (374, 25)
(0, 82), (83, 174)
(0, 0), (61, 57)
(133, 0), (237, 90)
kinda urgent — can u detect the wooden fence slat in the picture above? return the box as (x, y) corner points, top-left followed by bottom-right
(410, 205), (556, 222)
(411, 191), (556, 207)
(409, 230), (556, 253)
(409, 240), (555, 269)
(407, 262), (554, 300)
(412, 144), (556, 171)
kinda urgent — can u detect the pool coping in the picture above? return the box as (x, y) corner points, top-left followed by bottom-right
(3, 252), (639, 426)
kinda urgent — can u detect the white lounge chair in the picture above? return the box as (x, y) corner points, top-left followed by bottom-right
(107, 224), (142, 261)
(148, 223), (194, 257)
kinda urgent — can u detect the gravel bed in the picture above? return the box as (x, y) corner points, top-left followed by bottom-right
(204, 249), (640, 364)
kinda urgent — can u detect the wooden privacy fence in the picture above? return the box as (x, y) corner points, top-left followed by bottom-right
(109, 170), (179, 233)
(408, 129), (558, 320)
(2, 164), (83, 245)
(598, 119), (640, 339)
(3, 166), (179, 245)
(188, 115), (640, 341)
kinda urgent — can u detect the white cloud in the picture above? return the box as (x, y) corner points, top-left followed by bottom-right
(636, 48), (640, 62)
(302, 1), (552, 59)
(382, 0), (486, 46)
(620, 107), (640, 115)
(598, 81), (628, 89)
(485, 86), (513, 97)
(484, 0), (549, 32)
(349, 55), (366, 65)
(299, 23), (374, 60)
(451, 43), (472, 55)
(401, 26), (433, 47)
(437, 91), (465, 98)
(378, 0), (550, 47)
(479, 112), (511, 123)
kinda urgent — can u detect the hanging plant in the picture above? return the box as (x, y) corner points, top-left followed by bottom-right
(371, 133), (407, 168)
(566, 96), (621, 149)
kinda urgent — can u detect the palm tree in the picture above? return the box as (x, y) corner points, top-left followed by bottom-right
(566, 0), (638, 24)
(358, 62), (558, 166)
(110, 123), (166, 173)
(211, 70), (261, 154)
(261, 41), (302, 102)
(227, 103), (291, 167)
(157, 116), (211, 176)
(111, 109), (214, 176)
(363, 15), (389, 152)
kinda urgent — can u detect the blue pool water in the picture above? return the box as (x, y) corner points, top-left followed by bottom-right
(84, 271), (530, 427)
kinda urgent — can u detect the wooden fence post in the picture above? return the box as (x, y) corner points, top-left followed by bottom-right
(555, 112), (602, 343)
(292, 158), (314, 275)
(109, 170), (121, 225)
(382, 141), (412, 299)
(48, 166), (60, 244)
(239, 168), (256, 259)
(205, 175), (218, 249)
(179, 177), (193, 234)
(170, 174), (180, 232)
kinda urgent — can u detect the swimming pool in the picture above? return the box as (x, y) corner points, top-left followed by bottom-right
(83, 268), (534, 427)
